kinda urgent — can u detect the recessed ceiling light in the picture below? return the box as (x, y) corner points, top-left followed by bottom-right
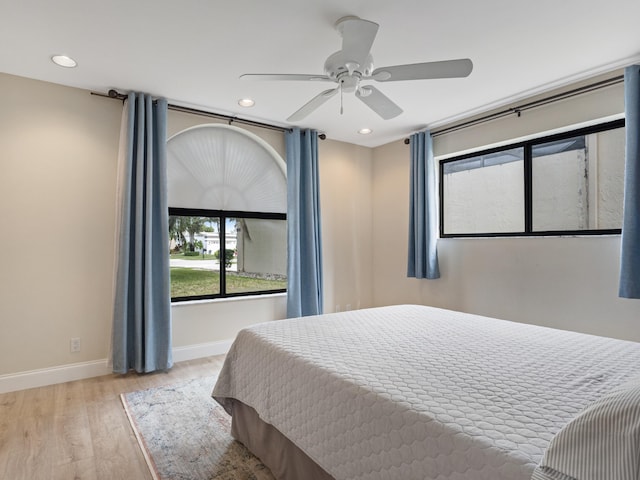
(238, 98), (255, 107)
(51, 55), (77, 68)
(358, 128), (372, 135)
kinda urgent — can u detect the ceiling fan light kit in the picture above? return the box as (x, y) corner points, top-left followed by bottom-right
(241, 16), (473, 122)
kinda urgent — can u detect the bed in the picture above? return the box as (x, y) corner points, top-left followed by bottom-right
(212, 304), (640, 480)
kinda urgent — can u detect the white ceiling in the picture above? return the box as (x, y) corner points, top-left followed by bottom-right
(1, 0), (639, 147)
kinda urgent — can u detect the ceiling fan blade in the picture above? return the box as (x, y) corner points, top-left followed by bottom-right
(240, 73), (331, 82)
(337, 16), (379, 68)
(356, 86), (403, 120)
(372, 59), (473, 82)
(287, 88), (339, 122)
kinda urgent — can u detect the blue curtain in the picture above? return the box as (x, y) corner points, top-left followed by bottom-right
(286, 128), (324, 317)
(619, 65), (640, 299)
(407, 130), (440, 279)
(112, 92), (173, 373)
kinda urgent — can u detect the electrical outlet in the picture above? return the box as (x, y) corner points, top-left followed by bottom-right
(70, 337), (81, 353)
(335, 304), (341, 312)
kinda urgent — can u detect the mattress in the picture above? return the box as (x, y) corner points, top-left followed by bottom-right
(213, 305), (640, 480)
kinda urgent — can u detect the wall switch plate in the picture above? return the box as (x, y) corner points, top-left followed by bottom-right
(70, 337), (81, 353)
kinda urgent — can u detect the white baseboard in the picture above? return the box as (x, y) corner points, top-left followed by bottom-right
(0, 359), (111, 395)
(172, 339), (233, 363)
(0, 339), (233, 394)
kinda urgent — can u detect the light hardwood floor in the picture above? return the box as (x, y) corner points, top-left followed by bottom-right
(0, 355), (226, 480)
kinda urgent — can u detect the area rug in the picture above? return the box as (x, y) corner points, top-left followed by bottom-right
(121, 376), (275, 480)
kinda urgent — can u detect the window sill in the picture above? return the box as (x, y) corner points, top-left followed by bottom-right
(440, 233), (621, 240)
(171, 291), (286, 307)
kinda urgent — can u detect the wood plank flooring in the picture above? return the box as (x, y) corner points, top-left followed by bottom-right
(0, 355), (226, 480)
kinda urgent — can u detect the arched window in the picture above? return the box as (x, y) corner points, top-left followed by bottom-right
(167, 124), (287, 301)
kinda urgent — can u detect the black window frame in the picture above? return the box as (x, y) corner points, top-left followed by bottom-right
(439, 119), (625, 238)
(169, 207), (287, 302)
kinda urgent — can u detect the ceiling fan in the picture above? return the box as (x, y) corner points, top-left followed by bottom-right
(240, 16), (473, 122)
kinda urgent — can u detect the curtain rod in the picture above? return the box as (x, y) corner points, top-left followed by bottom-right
(91, 89), (291, 134)
(403, 74), (625, 144)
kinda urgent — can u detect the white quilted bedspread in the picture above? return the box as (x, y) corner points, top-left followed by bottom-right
(213, 305), (640, 480)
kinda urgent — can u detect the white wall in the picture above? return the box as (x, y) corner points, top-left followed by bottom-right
(239, 219), (287, 276)
(0, 73), (374, 386)
(591, 128), (625, 229)
(0, 73), (121, 376)
(319, 140), (374, 312)
(444, 161), (524, 233)
(372, 74), (640, 342)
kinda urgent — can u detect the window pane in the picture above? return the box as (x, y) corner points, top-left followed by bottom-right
(442, 147), (525, 234)
(169, 216), (220, 298)
(226, 218), (287, 294)
(532, 128), (624, 231)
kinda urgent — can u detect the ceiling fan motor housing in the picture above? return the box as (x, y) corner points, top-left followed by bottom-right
(324, 50), (374, 92)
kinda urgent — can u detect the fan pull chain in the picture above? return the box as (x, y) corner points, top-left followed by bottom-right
(340, 81), (344, 115)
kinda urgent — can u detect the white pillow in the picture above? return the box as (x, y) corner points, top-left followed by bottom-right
(531, 378), (640, 480)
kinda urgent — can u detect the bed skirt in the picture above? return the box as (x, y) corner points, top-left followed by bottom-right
(230, 399), (335, 480)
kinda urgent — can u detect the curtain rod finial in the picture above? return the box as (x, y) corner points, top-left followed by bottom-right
(404, 138), (410, 145)
(108, 89), (120, 98)
(319, 133), (326, 140)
